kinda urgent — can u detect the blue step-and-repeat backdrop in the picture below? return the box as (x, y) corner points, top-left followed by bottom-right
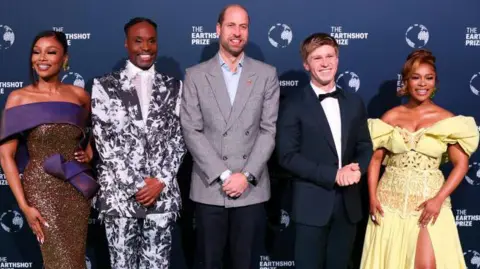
(1, 0), (480, 268)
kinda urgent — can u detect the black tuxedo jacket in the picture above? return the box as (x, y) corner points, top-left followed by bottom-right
(276, 85), (372, 226)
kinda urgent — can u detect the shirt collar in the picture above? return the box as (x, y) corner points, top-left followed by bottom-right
(310, 82), (337, 96)
(218, 53), (244, 72)
(126, 60), (155, 80)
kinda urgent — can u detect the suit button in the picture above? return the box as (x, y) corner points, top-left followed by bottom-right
(245, 131), (250, 135)
(223, 132), (228, 137)
(243, 155), (247, 159)
(223, 156), (228, 160)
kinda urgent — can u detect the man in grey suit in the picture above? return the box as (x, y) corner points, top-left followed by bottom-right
(180, 4), (280, 269)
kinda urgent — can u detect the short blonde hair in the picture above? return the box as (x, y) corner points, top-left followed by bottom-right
(300, 33), (339, 62)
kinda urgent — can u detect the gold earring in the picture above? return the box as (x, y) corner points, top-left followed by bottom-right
(430, 87), (437, 99)
(63, 61), (70, 71)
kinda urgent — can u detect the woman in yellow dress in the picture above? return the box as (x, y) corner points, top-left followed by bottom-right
(360, 49), (479, 269)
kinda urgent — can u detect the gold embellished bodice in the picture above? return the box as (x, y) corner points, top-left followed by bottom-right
(379, 151), (449, 218)
(368, 116), (479, 218)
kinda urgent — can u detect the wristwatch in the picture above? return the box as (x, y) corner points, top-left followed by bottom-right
(242, 171), (257, 186)
(219, 170), (232, 183)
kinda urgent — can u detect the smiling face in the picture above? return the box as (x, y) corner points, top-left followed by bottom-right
(303, 44), (339, 90)
(125, 21), (158, 70)
(406, 63), (436, 102)
(216, 5), (249, 58)
(31, 36), (67, 80)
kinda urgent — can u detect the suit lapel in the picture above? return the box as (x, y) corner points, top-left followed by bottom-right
(226, 57), (257, 130)
(117, 67), (145, 131)
(206, 57), (231, 124)
(304, 86), (338, 157)
(145, 72), (169, 134)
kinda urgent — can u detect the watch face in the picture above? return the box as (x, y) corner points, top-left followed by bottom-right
(248, 176), (257, 186)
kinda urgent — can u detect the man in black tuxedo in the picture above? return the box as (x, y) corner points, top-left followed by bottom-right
(276, 33), (372, 269)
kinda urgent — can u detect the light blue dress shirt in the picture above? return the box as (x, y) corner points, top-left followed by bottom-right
(219, 54), (244, 105)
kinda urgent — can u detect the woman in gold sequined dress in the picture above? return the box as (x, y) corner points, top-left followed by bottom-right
(0, 31), (94, 269)
(360, 49), (479, 269)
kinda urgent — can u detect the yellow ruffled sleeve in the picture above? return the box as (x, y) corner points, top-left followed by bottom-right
(418, 116), (479, 161)
(368, 119), (393, 151)
(442, 116), (479, 157)
(368, 118), (408, 153)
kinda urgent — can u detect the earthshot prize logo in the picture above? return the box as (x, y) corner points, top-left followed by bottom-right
(465, 160), (480, 186)
(330, 26), (369, 45)
(0, 25), (15, 49)
(336, 71), (361, 92)
(464, 250), (480, 268)
(469, 72), (480, 96)
(466, 27), (480, 47)
(268, 23), (293, 48)
(52, 26), (91, 46)
(61, 72), (85, 88)
(0, 256), (33, 269)
(259, 255), (295, 269)
(405, 24), (429, 48)
(191, 26), (218, 45)
(455, 209), (480, 227)
(0, 81), (24, 95)
(0, 210), (24, 233)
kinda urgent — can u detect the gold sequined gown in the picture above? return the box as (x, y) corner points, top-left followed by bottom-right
(360, 116), (479, 269)
(23, 124), (90, 269)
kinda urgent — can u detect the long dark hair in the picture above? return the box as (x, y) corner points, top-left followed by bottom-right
(29, 30), (68, 85)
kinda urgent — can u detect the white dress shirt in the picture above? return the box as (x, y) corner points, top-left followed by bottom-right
(126, 60), (155, 124)
(311, 82), (342, 169)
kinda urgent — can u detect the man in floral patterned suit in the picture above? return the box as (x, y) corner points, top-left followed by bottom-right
(91, 17), (186, 269)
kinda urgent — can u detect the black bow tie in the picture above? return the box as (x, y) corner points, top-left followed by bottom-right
(318, 90), (340, 101)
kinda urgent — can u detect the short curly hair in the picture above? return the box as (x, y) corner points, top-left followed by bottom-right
(398, 49), (437, 97)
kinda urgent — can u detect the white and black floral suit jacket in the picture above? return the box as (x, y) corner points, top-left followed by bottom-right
(91, 63), (186, 219)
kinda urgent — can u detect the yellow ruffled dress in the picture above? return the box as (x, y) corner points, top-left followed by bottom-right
(360, 116), (479, 269)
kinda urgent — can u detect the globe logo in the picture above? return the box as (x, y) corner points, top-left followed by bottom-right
(0, 210), (24, 233)
(465, 162), (480, 186)
(464, 250), (480, 268)
(268, 23), (293, 48)
(336, 71), (361, 92)
(61, 72), (85, 88)
(405, 24), (429, 48)
(86, 255), (92, 269)
(0, 25), (15, 50)
(470, 72), (480, 96)
(280, 209), (290, 231)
